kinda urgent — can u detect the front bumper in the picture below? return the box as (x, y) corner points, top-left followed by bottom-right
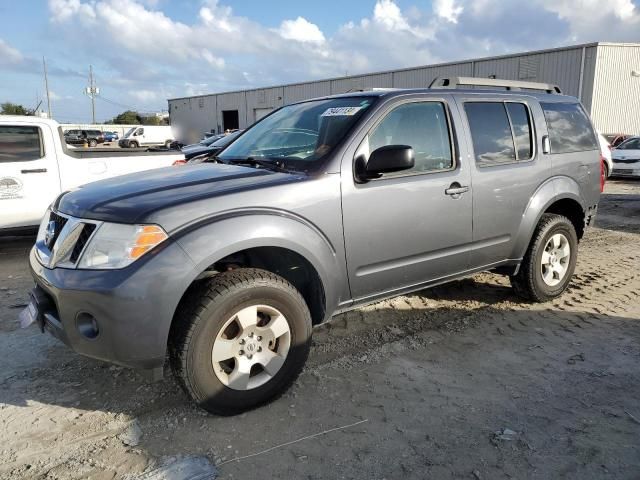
(612, 161), (640, 178)
(28, 240), (196, 370)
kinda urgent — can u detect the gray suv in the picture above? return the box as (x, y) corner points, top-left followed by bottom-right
(25, 77), (602, 415)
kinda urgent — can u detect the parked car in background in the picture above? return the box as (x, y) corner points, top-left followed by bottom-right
(604, 133), (632, 148)
(0, 116), (185, 232)
(611, 136), (640, 177)
(64, 129), (104, 147)
(118, 125), (175, 148)
(597, 132), (612, 178)
(102, 131), (119, 142)
(181, 131), (242, 161)
(23, 78), (602, 415)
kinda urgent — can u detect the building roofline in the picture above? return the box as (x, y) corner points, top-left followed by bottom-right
(167, 41), (638, 102)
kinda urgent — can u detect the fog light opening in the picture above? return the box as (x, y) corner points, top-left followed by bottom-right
(76, 312), (99, 339)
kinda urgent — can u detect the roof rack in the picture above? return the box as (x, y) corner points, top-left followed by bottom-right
(429, 76), (562, 94)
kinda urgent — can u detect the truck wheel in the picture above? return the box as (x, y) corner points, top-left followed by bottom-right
(510, 213), (578, 302)
(89, 139), (97, 147)
(165, 140), (172, 149)
(129, 141), (139, 148)
(169, 268), (312, 415)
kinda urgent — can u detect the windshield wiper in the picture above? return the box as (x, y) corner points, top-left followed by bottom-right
(226, 157), (292, 173)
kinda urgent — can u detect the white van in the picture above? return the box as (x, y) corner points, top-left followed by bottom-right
(118, 125), (175, 148)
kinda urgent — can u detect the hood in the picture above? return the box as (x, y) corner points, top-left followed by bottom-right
(56, 163), (306, 223)
(183, 144), (217, 159)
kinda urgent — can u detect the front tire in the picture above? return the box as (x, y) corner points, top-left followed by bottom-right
(129, 141), (139, 148)
(510, 214), (578, 302)
(169, 268), (312, 415)
(88, 139), (97, 147)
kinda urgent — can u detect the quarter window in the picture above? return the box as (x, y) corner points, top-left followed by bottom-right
(0, 126), (44, 163)
(366, 102), (453, 176)
(541, 102), (598, 153)
(506, 103), (533, 160)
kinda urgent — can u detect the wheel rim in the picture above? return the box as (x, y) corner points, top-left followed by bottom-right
(212, 304), (291, 391)
(541, 233), (571, 287)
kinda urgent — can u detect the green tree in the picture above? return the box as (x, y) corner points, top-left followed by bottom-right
(1, 102), (30, 115)
(110, 110), (140, 124)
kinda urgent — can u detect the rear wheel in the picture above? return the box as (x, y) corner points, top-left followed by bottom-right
(169, 268), (312, 415)
(165, 140), (172, 149)
(603, 162), (610, 179)
(88, 139), (97, 147)
(510, 214), (578, 302)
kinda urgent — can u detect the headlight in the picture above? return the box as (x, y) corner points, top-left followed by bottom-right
(78, 223), (168, 269)
(36, 208), (51, 245)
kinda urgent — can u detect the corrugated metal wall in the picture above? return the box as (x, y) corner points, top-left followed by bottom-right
(168, 43), (639, 139)
(590, 44), (640, 134)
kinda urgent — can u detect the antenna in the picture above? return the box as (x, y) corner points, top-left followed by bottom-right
(43, 57), (52, 119)
(84, 65), (100, 123)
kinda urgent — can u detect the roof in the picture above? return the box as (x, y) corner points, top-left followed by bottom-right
(0, 115), (60, 127)
(292, 88), (578, 104)
(167, 41), (640, 102)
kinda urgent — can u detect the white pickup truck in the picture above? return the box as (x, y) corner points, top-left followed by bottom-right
(0, 116), (185, 233)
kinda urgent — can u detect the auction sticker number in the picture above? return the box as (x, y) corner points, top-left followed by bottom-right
(321, 106), (363, 117)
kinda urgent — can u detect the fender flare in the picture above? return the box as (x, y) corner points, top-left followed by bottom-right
(172, 210), (344, 321)
(510, 176), (586, 260)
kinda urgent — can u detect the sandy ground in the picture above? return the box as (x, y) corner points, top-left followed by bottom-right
(1, 180), (639, 479)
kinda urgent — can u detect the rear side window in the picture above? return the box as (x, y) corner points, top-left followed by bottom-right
(465, 102), (534, 166)
(541, 102), (598, 153)
(0, 126), (44, 163)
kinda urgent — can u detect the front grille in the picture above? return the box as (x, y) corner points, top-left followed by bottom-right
(48, 211), (68, 247)
(69, 223), (96, 263)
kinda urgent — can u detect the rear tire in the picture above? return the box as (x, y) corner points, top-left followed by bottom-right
(510, 213), (578, 302)
(169, 268), (312, 415)
(165, 140), (172, 149)
(89, 139), (97, 147)
(603, 162), (610, 179)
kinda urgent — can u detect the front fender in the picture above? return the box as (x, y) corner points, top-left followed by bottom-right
(174, 210), (345, 322)
(510, 176), (585, 260)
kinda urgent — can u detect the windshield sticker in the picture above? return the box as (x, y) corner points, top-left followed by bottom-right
(321, 106), (363, 117)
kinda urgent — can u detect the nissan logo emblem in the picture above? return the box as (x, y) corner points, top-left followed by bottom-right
(45, 221), (56, 247)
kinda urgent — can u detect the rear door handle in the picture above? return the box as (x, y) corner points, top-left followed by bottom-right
(445, 182), (469, 196)
(21, 168), (47, 174)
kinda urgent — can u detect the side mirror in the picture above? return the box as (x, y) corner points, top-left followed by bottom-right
(356, 145), (415, 182)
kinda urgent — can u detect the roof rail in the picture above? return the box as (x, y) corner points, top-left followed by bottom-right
(429, 76), (562, 94)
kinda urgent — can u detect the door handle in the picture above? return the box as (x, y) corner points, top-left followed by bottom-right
(21, 168), (47, 174)
(445, 182), (469, 197)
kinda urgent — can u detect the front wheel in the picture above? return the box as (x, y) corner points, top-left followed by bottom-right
(169, 268), (312, 415)
(88, 139), (97, 147)
(510, 213), (578, 302)
(129, 141), (139, 148)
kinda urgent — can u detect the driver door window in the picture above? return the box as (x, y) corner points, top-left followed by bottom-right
(364, 101), (454, 177)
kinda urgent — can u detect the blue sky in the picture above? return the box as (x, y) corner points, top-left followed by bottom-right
(1, 0), (639, 123)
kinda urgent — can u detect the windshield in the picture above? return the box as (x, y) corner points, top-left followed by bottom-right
(123, 127), (135, 138)
(217, 97), (375, 171)
(200, 135), (223, 146)
(212, 130), (241, 148)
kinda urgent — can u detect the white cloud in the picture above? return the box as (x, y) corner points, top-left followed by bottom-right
(373, 0), (410, 31)
(277, 17), (325, 44)
(0, 39), (25, 65)
(433, 0), (464, 24)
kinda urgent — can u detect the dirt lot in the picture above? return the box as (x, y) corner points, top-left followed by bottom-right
(1, 180), (639, 480)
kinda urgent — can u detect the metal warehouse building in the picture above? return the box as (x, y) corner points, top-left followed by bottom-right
(168, 42), (640, 140)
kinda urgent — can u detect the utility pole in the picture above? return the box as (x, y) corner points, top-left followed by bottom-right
(84, 65), (99, 123)
(43, 57), (52, 119)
